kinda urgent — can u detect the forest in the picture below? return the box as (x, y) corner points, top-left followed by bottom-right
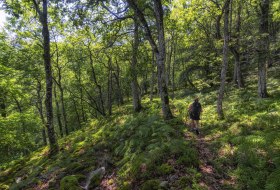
(0, 0), (279, 189)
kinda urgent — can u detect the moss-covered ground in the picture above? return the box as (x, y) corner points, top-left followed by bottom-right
(0, 66), (279, 190)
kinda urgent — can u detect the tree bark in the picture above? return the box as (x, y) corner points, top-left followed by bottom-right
(33, 0), (58, 155)
(54, 42), (70, 135)
(217, 0), (231, 119)
(131, 17), (142, 112)
(88, 45), (106, 116)
(127, 0), (173, 120)
(257, 0), (269, 98)
(172, 32), (177, 99)
(232, 3), (244, 88)
(54, 83), (64, 138)
(107, 58), (113, 115)
(36, 80), (47, 146)
(150, 52), (156, 102)
(153, 0), (173, 120)
(114, 60), (124, 105)
(72, 98), (81, 129)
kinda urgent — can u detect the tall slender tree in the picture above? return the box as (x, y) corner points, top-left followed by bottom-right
(127, 0), (173, 120)
(32, 0), (58, 155)
(217, 0), (231, 119)
(131, 16), (142, 112)
(257, 0), (270, 98)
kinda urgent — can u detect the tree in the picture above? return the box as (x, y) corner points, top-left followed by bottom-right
(257, 0), (270, 98)
(217, 0), (231, 119)
(131, 16), (142, 112)
(32, 0), (59, 155)
(127, 0), (173, 120)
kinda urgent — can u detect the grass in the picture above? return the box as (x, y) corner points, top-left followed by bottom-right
(0, 66), (279, 190)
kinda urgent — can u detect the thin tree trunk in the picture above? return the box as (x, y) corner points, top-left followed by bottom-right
(131, 17), (142, 112)
(216, 14), (222, 39)
(88, 45), (106, 115)
(54, 42), (69, 134)
(257, 0), (269, 98)
(166, 38), (173, 88)
(172, 32), (177, 99)
(80, 84), (86, 122)
(107, 59), (113, 115)
(0, 92), (7, 117)
(127, 0), (173, 120)
(59, 86), (69, 133)
(114, 60), (124, 105)
(33, 0), (58, 155)
(36, 80), (47, 146)
(154, 0), (173, 120)
(54, 83), (64, 138)
(72, 98), (81, 129)
(150, 52), (156, 102)
(217, 0), (231, 119)
(232, 3), (244, 88)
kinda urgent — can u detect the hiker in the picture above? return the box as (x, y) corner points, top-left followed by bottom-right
(188, 97), (202, 135)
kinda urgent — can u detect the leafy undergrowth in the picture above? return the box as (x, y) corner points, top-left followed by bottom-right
(0, 102), (200, 190)
(1, 66), (280, 190)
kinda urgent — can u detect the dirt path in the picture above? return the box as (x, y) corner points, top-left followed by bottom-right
(184, 131), (225, 190)
(195, 136), (223, 190)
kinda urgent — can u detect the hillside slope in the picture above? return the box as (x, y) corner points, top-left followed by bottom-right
(1, 66), (280, 190)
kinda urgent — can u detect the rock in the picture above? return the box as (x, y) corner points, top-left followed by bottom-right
(169, 174), (179, 182)
(159, 181), (169, 189)
(85, 167), (105, 189)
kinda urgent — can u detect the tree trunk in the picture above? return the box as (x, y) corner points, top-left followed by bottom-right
(80, 84), (87, 122)
(217, 0), (231, 119)
(131, 17), (142, 112)
(107, 59), (113, 115)
(34, 0), (58, 155)
(154, 0), (173, 120)
(115, 60), (124, 105)
(54, 42), (69, 135)
(0, 93), (7, 117)
(166, 38), (173, 88)
(88, 45), (106, 115)
(36, 80), (47, 146)
(232, 3), (244, 88)
(54, 83), (64, 138)
(59, 86), (69, 133)
(150, 52), (156, 102)
(127, 0), (173, 120)
(72, 98), (81, 129)
(257, 0), (269, 98)
(216, 14), (222, 39)
(172, 32), (177, 99)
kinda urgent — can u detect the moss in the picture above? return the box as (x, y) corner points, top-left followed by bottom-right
(60, 175), (85, 190)
(65, 162), (84, 173)
(0, 184), (9, 190)
(175, 176), (192, 188)
(141, 179), (161, 190)
(157, 163), (174, 175)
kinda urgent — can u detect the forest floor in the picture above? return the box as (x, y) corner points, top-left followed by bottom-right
(0, 66), (280, 190)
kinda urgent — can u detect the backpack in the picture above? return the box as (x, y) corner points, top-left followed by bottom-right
(190, 101), (201, 115)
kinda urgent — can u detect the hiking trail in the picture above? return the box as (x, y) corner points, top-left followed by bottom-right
(184, 129), (235, 190)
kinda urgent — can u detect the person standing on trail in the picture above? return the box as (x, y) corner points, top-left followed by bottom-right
(188, 97), (202, 135)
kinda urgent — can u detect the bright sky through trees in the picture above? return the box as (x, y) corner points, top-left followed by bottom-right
(0, 5), (7, 29)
